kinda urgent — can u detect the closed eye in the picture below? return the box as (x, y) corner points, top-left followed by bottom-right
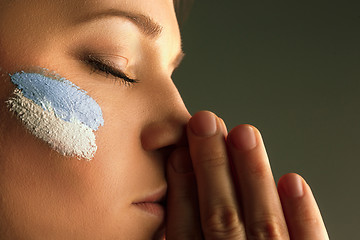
(83, 54), (139, 86)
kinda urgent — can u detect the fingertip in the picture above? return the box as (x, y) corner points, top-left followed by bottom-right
(278, 173), (305, 198)
(228, 124), (258, 152)
(188, 111), (218, 137)
(278, 173), (329, 239)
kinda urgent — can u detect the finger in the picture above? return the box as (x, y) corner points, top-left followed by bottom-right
(227, 125), (290, 239)
(187, 111), (246, 239)
(166, 147), (203, 240)
(218, 117), (228, 137)
(277, 173), (329, 240)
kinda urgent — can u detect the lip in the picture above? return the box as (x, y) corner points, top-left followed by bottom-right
(132, 187), (167, 218)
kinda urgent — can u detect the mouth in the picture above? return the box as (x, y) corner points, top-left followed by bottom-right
(132, 187), (167, 218)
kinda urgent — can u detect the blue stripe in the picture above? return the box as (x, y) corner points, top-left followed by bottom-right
(10, 70), (104, 131)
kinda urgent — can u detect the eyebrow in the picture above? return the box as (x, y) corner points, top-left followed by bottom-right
(74, 9), (185, 69)
(74, 9), (163, 38)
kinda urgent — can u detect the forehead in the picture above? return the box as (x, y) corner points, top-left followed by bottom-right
(70, 0), (177, 24)
(0, 0), (182, 63)
(2, 0), (179, 35)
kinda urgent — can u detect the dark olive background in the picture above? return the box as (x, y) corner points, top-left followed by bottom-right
(173, 0), (360, 239)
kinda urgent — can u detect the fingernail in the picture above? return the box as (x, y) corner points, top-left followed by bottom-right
(170, 148), (193, 173)
(189, 111), (217, 137)
(229, 125), (257, 151)
(219, 117), (228, 136)
(283, 174), (304, 198)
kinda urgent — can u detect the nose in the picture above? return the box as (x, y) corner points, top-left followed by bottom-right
(140, 78), (191, 151)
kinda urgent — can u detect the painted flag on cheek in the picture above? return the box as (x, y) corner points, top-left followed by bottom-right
(6, 68), (104, 161)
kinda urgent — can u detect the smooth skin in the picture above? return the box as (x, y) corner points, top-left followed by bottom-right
(0, 0), (329, 239)
(0, 0), (187, 239)
(166, 111), (329, 239)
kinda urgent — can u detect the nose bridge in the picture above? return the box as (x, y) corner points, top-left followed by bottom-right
(140, 77), (191, 151)
(151, 76), (190, 120)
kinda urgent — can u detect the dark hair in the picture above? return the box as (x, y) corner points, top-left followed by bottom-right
(173, 0), (194, 27)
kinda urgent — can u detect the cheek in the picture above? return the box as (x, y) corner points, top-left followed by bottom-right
(6, 67), (104, 160)
(93, 96), (149, 184)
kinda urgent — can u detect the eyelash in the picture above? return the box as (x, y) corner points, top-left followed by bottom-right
(83, 55), (138, 86)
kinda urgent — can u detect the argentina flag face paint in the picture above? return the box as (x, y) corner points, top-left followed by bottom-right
(6, 68), (104, 160)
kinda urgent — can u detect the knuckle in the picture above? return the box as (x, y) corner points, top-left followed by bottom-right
(196, 151), (228, 169)
(247, 217), (287, 240)
(203, 205), (244, 239)
(248, 160), (269, 178)
(296, 214), (322, 228)
(302, 216), (320, 225)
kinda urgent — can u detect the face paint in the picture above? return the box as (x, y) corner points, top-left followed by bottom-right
(6, 68), (104, 160)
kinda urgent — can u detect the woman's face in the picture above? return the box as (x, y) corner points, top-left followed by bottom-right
(0, 0), (190, 239)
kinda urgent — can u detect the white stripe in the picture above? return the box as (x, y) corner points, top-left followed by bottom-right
(6, 89), (97, 161)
